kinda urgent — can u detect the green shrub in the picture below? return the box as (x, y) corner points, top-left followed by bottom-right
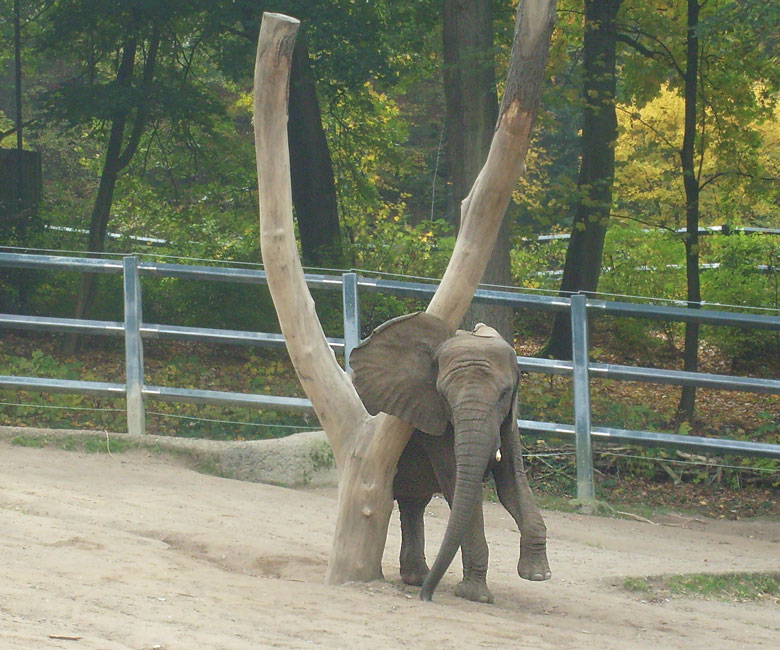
(701, 233), (779, 365)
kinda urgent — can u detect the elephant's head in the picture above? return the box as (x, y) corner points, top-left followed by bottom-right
(349, 312), (521, 599)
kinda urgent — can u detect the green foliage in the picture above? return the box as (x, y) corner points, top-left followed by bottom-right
(510, 236), (568, 291)
(517, 376), (573, 425)
(0, 337), (315, 440)
(615, 0), (780, 232)
(2, 0), (778, 479)
(309, 439), (335, 472)
(596, 398), (669, 432)
(600, 226), (686, 300)
(701, 234), (780, 362)
(0, 342), (128, 432)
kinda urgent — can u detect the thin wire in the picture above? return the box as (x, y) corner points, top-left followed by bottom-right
(351, 267), (780, 313)
(0, 244), (346, 275)
(1, 402), (775, 470)
(523, 451), (578, 458)
(597, 450), (780, 474)
(0, 400), (124, 413)
(145, 410), (318, 430)
(430, 122), (445, 221)
(1, 244), (129, 258)
(518, 445), (780, 474)
(0, 401), (317, 430)
(3, 245), (777, 313)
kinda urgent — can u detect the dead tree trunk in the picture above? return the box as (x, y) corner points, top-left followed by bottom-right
(253, 2), (555, 585)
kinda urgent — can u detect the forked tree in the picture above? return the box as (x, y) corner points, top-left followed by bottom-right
(253, 1), (556, 590)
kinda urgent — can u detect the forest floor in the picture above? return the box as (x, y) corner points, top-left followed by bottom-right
(1, 441), (779, 649)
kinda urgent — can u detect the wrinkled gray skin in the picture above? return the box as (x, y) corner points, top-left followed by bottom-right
(350, 312), (550, 603)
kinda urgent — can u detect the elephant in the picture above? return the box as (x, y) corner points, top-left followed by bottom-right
(349, 311), (551, 602)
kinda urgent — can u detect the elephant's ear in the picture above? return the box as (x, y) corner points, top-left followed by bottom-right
(350, 312), (454, 436)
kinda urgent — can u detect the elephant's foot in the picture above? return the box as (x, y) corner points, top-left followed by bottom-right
(400, 560), (429, 587)
(455, 578), (494, 604)
(517, 544), (551, 581)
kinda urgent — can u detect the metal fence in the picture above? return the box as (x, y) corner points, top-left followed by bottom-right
(2, 250), (779, 501)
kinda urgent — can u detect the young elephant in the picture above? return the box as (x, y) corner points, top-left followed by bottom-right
(350, 312), (550, 602)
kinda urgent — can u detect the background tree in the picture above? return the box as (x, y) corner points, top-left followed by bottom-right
(442, 0), (513, 341)
(617, 0), (780, 421)
(35, 0), (222, 350)
(543, 0), (621, 359)
(211, 2), (346, 267)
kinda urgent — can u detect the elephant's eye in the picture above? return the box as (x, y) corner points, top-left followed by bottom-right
(500, 388), (512, 401)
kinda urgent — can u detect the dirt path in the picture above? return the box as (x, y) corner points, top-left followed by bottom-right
(1, 442), (778, 649)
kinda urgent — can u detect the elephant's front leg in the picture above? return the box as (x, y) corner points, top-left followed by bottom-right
(493, 425), (551, 582)
(419, 431), (494, 604)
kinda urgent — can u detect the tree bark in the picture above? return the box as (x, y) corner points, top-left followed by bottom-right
(676, 0), (701, 423)
(253, 1), (555, 586)
(14, 0), (23, 212)
(544, 0), (621, 360)
(443, 0), (514, 342)
(288, 32), (343, 267)
(443, 0), (498, 212)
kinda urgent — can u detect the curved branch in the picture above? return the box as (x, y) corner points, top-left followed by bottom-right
(253, 13), (367, 465)
(117, 26), (160, 171)
(616, 25), (685, 80)
(368, 0), (558, 519)
(616, 105), (677, 150)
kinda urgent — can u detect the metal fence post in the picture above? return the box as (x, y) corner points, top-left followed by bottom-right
(123, 256), (146, 435)
(570, 293), (595, 502)
(342, 272), (361, 371)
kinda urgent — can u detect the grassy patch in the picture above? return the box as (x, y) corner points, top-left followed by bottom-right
(309, 439), (335, 471)
(623, 577), (651, 593)
(11, 435), (48, 448)
(622, 572), (780, 603)
(7, 432), (227, 479)
(11, 433), (136, 454)
(668, 572), (780, 601)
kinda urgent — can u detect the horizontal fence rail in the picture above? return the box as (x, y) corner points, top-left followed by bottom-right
(1, 250), (779, 501)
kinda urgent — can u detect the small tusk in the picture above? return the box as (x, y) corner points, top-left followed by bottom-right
(495, 449), (502, 463)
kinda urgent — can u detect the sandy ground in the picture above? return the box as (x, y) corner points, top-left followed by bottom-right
(1, 442), (779, 650)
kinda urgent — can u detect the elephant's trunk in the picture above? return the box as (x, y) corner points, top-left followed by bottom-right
(420, 421), (493, 601)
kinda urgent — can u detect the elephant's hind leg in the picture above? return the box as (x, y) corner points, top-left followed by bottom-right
(398, 495), (430, 586)
(395, 435), (435, 586)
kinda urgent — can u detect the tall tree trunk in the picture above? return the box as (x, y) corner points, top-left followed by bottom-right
(443, 0), (513, 342)
(544, 0), (621, 359)
(676, 0), (701, 423)
(288, 32), (343, 267)
(63, 28), (159, 353)
(14, 0), (23, 213)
